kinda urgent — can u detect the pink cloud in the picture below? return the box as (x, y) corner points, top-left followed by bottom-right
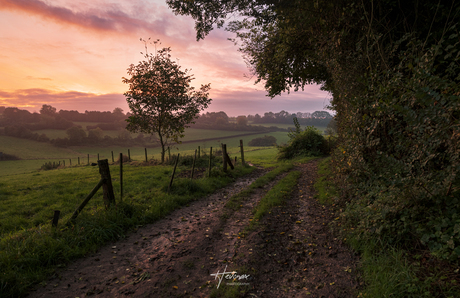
(0, 0), (174, 36)
(0, 88), (127, 112)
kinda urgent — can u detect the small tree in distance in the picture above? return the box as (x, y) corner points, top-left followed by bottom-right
(123, 39), (211, 163)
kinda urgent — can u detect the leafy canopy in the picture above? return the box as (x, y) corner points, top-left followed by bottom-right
(123, 40), (211, 162)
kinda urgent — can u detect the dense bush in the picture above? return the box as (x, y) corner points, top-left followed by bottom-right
(248, 135), (277, 146)
(335, 30), (460, 259)
(278, 125), (327, 159)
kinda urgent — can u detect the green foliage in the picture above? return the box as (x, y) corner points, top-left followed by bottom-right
(247, 135), (277, 146)
(123, 39), (211, 163)
(278, 126), (327, 159)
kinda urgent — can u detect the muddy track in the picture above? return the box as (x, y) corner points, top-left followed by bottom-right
(28, 160), (359, 298)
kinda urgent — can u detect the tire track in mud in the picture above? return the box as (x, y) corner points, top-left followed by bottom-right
(28, 167), (276, 298)
(29, 160), (359, 298)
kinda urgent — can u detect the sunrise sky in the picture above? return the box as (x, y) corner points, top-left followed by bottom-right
(0, 0), (331, 117)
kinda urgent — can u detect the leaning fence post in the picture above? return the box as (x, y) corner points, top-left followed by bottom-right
(119, 153), (123, 201)
(240, 139), (245, 166)
(224, 144), (234, 170)
(67, 179), (105, 224)
(208, 147), (213, 178)
(168, 154), (180, 193)
(98, 159), (115, 208)
(191, 149), (197, 179)
(145, 148), (148, 162)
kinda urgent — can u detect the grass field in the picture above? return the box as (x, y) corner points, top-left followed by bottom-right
(0, 147), (271, 297)
(0, 136), (81, 159)
(34, 126), (259, 141)
(0, 129), (292, 177)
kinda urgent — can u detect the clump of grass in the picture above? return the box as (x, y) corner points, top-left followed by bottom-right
(249, 170), (301, 228)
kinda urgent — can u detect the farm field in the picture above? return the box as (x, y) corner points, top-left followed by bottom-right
(0, 129), (292, 176)
(252, 122), (327, 132)
(34, 126), (260, 141)
(0, 136), (81, 159)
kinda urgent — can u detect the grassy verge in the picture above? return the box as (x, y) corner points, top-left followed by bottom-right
(249, 170), (301, 227)
(0, 161), (254, 297)
(314, 157), (460, 298)
(224, 162), (295, 211)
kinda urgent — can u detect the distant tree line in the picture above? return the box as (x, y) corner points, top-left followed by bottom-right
(191, 111), (282, 132)
(247, 110), (333, 126)
(0, 105), (333, 148)
(0, 105), (127, 130)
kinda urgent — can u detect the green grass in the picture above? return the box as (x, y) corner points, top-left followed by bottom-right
(0, 160), (255, 298)
(225, 162), (295, 211)
(249, 170), (301, 227)
(313, 157), (338, 205)
(0, 136), (80, 159)
(0, 130), (290, 176)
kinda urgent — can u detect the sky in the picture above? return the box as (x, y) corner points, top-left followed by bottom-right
(0, 0), (331, 117)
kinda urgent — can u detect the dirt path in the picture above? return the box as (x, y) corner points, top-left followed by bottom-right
(28, 160), (359, 298)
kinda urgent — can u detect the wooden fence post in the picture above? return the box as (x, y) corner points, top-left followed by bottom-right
(198, 146), (201, 158)
(69, 159), (72, 166)
(87, 154), (89, 165)
(222, 143), (227, 172)
(128, 149), (131, 161)
(119, 153), (123, 201)
(191, 149), (197, 179)
(97, 153), (99, 161)
(168, 154), (180, 193)
(145, 148), (148, 162)
(240, 139), (245, 166)
(208, 147), (213, 178)
(98, 159), (115, 208)
(52, 210), (60, 227)
(168, 147), (171, 161)
(78, 157), (80, 165)
(111, 151), (114, 163)
(63, 160), (65, 167)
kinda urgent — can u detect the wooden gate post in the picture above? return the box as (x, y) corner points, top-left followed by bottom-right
(222, 144), (228, 172)
(119, 153), (123, 201)
(98, 159), (115, 208)
(191, 149), (197, 179)
(240, 139), (245, 166)
(168, 154), (180, 193)
(208, 147), (213, 178)
(52, 210), (60, 227)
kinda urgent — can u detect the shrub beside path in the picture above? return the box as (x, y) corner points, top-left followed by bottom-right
(29, 160), (359, 297)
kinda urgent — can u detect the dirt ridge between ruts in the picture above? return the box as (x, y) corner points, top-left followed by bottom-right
(28, 160), (359, 298)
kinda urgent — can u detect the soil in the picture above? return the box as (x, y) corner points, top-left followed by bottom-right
(28, 159), (359, 298)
